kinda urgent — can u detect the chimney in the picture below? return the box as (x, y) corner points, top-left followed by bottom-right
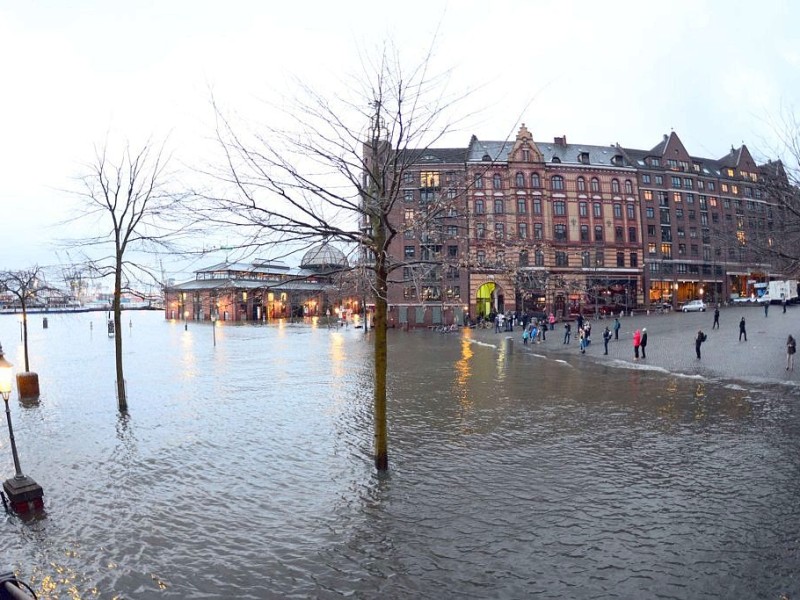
(554, 135), (567, 146)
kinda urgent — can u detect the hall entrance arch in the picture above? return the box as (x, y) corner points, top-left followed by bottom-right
(476, 281), (504, 318)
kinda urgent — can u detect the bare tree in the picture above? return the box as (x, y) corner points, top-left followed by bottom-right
(200, 47), (471, 471)
(0, 267), (48, 373)
(67, 139), (188, 411)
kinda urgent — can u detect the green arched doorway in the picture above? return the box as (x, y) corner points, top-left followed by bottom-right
(476, 281), (503, 318)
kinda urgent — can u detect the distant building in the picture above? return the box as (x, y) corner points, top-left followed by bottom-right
(164, 243), (355, 322)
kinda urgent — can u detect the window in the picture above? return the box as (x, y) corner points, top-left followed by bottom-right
(686, 193), (694, 204)
(494, 223), (505, 240)
(518, 250), (529, 267)
(642, 174), (651, 184)
(474, 173), (483, 189)
(402, 172), (415, 185)
(420, 190), (435, 203)
(617, 251), (625, 267)
(403, 287), (416, 299)
(446, 225), (457, 237)
(661, 243), (672, 259)
(534, 223), (543, 240)
(535, 250), (545, 266)
(615, 226), (623, 241)
(650, 158), (660, 167)
(515, 172), (525, 188)
(404, 228), (414, 239)
(613, 203), (622, 218)
(447, 245), (458, 258)
(581, 251), (591, 267)
(648, 242), (656, 255)
(594, 225), (604, 241)
(626, 204), (635, 219)
(554, 200), (566, 216)
(522, 149), (530, 162)
(647, 224), (656, 236)
(476, 223), (485, 238)
(628, 227), (637, 242)
(591, 178), (600, 192)
(552, 175), (564, 190)
(404, 246), (415, 258)
(404, 208), (414, 222)
(580, 224), (589, 241)
(577, 177), (586, 191)
(684, 178), (693, 189)
(421, 171), (440, 187)
(403, 190), (414, 203)
(494, 199), (504, 214)
(531, 172), (541, 188)
(721, 183), (729, 193)
(671, 176), (681, 188)
(579, 201), (588, 217)
(555, 251), (568, 266)
(477, 250), (486, 264)
(554, 223), (567, 241)
(593, 202), (602, 217)
(675, 208), (683, 219)
(475, 199), (484, 214)
(595, 250), (604, 267)
(630, 252), (638, 267)
(677, 226), (685, 237)
(643, 190), (653, 201)
(667, 159), (678, 169)
(611, 179), (620, 194)
(688, 210), (696, 220)
(492, 173), (502, 189)
(624, 179), (633, 194)
(517, 198), (527, 214)
(518, 223), (528, 239)
(708, 181), (716, 191)
(533, 197), (542, 214)
(655, 175), (663, 185)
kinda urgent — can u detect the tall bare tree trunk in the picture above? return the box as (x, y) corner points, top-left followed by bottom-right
(372, 213), (389, 471)
(114, 260), (127, 411)
(21, 305), (30, 372)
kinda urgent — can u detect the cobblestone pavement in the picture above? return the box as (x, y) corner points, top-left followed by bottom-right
(470, 304), (800, 385)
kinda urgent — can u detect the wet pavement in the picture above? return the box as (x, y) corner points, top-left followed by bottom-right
(474, 303), (800, 385)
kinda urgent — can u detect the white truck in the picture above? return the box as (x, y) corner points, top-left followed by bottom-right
(764, 280), (799, 304)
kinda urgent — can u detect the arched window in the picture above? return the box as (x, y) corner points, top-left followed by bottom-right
(577, 177), (586, 192)
(611, 179), (620, 194)
(515, 172), (525, 188)
(551, 175), (564, 191)
(474, 173), (483, 189)
(494, 199), (504, 214)
(493, 173), (502, 189)
(591, 177), (600, 192)
(475, 199), (484, 214)
(624, 179), (633, 194)
(531, 172), (541, 188)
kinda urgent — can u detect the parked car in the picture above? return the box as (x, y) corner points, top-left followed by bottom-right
(682, 299), (707, 312)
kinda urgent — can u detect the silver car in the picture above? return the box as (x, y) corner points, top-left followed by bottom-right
(682, 300), (707, 312)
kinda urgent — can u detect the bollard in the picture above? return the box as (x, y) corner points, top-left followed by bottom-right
(42, 318), (48, 329)
(16, 373), (39, 400)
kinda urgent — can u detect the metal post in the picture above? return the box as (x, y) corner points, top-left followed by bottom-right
(2, 394), (24, 480)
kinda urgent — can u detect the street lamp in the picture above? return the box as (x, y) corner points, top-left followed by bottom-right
(212, 311), (217, 347)
(0, 343), (44, 513)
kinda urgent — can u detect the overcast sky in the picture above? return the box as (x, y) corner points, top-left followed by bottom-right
(1, 0), (798, 280)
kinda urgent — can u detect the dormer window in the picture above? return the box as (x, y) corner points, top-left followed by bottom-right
(578, 152), (590, 164)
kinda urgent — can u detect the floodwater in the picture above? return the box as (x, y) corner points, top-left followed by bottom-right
(0, 311), (798, 599)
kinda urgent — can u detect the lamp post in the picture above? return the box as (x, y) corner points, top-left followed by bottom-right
(212, 311), (217, 347)
(0, 343), (44, 513)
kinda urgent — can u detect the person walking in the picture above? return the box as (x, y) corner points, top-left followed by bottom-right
(603, 326), (611, 355)
(579, 327), (586, 354)
(788, 334), (796, 371)
(696, 329), (707, 359)
(613, 317), (621, 340)
(739, 316), (747, 342)
(640, 328), (648, 359)
(783, 297), (788, 314)
(548, 312), (556, 330)
(540, 319), (547, 341)
(764, 301), (769, 317)
(564, 322), (571, 344)
(633, 328), (641, 360)
(712, 307), (720, 329)
(576, 313), (584, 333)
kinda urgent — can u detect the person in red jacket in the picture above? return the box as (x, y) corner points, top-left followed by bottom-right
(633, 328), (642, 360)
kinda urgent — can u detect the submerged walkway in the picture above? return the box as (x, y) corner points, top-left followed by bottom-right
(469, 304), (800, 385)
